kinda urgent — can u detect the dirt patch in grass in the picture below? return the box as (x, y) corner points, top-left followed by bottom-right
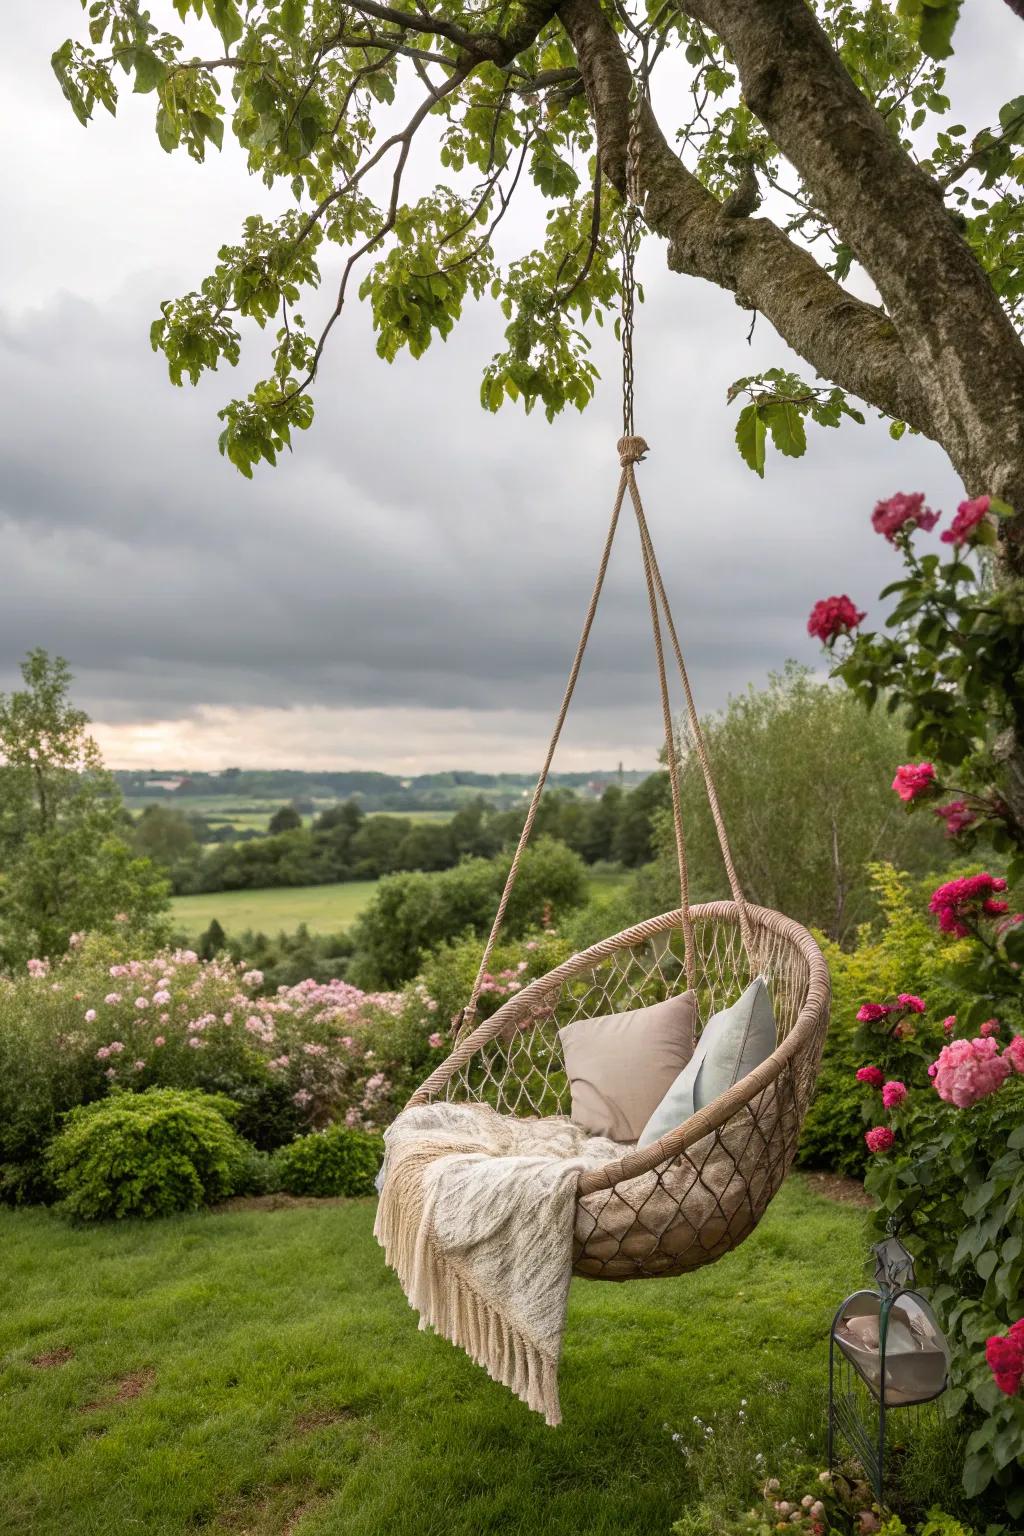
(800, 1171), (875, 1209)
(211, 1485), (327, 1535)
(31, 1346), (74, 1368)
(81, 1366), (156, 1412)
(292, 1405), (358, 1435)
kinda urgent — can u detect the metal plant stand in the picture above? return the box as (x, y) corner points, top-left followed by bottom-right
(828, 1235), (950, 1501)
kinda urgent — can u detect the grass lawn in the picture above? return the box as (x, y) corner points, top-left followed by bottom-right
(170, 882), (381, 940)
(0, 1177), (867, 1536)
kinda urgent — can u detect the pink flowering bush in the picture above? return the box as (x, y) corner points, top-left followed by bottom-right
(817, 488), (1023, 863)
(860, 1007), (1024, 1509)
(0, 932), (416, 1200)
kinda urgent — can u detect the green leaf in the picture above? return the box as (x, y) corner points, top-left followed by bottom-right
(206, 0), (244, 47)
(735, 404), (766, 477)
(132, 46), (166, 95)
(763, 401), (807, 459)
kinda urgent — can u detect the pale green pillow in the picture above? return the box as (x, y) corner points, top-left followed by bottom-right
(637, 976), (776, 1149)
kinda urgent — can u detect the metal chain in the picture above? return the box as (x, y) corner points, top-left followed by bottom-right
(620, 70), (648, 439)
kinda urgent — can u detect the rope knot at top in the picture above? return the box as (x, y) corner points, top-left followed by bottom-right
(617, 435), (649, 466)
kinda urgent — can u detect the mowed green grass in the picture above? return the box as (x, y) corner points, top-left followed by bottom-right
(0, 1179), (867, 1536)
(170, 882), (380, 939)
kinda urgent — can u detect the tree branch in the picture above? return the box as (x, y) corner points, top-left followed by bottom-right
(556, 0), (932, 435)
(680, 0), (1024, 527)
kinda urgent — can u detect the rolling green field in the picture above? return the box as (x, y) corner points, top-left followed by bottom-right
(170, 871), (629, 941)
(0, 1178), (869, 1536)
(170, 882), (380, 938)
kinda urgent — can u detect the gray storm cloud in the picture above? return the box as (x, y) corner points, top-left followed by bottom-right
(1, 6), (1019, 768)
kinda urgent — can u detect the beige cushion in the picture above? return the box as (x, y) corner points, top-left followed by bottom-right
(558, 992), (697, 1143)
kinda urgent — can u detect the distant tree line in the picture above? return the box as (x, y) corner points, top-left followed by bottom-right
(140, 777), (672, 895)
(116, 764), (651, 815)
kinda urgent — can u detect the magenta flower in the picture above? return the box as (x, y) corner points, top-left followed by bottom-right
(856, 1004), (891, 1023)
(933, 799), (978, 838)
(865, 1126), (896, 1153)
(941, 495), (990, 546)
(871, 492), (940, 542)
(892, 763), (936, 803)
(942, 1015), (957, 1035)
(986, 1323), (1024, 1396)
(881, 1080), (908, 1108)
(929, 873), (1009, 936)
(807, 594), (866, 645)
(931, 1036), (1011, 1107)
(856, 1065), (885, 1088)
(897, 994), (926, 1014)
(980, 1018), (1001, 1038)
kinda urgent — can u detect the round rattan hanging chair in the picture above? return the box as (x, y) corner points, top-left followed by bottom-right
(404, 432), (832, 1284)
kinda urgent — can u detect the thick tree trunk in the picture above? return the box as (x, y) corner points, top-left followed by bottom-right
(556, 0), (1024, 817)
(685, 0), (1024, 569)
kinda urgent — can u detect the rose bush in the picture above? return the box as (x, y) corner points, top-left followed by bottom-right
(853, 994), (1024, 1513)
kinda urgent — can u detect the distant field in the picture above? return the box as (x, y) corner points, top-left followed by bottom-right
(171, 865), (630, 941)
(126, 796), (455, 835)
(169, 881), (379, 938)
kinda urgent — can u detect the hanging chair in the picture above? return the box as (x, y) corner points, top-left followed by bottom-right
(403, 115), (830, 1281)
(403, 434), (831, 1283)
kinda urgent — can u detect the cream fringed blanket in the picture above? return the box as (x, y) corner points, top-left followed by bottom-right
(373, 1102), (623, 1426)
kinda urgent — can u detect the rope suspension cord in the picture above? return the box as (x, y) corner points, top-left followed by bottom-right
(457, 53), (759, 1038)
(456, 476), (628, 1040)
(617, 70), (757, 972)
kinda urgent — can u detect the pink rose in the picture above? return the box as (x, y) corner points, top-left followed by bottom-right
(941, 495), (990, 546)
(980, 1018), (1001, 1038)
(1003, 1036), (1024, 1075)
(942, 1015), (956, 1035)
(871, 491), (939, 542)
(986, 1327), (1024, 1396)
(856, 1004), (891, 1023)
(865, 1126), (895, 1153)
(931, 1036), (1011, 1107)
(934, 799), (978, 837)
(892, 763), (936, 803)
(897, 993), (926, 1013)
(881, 1081), (907, 1109)
(856, 1065), (884, 1088)
(807, 594), (866, 645)
(929, 873), (1008, 937)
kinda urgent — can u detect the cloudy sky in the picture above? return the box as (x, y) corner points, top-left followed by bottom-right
(2, 7), (1021, 773)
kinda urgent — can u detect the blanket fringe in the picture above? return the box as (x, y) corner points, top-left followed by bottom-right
(374, 1151), (561, 1426)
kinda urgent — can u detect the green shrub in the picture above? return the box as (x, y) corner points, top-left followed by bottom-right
(276, 1125), (382, 1197)
(231, 1141), (284, 1197)
(798, 864), (972, 1176)
(346, 837), (587, 988)
(46, 1088), (248, 1220)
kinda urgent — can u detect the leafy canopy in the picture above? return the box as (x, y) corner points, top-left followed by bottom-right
(50, 1), (1024, 474)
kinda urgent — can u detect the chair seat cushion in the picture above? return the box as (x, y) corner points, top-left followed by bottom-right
(637, 975), (776, 1149)
(558, 991), (697, 1143)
